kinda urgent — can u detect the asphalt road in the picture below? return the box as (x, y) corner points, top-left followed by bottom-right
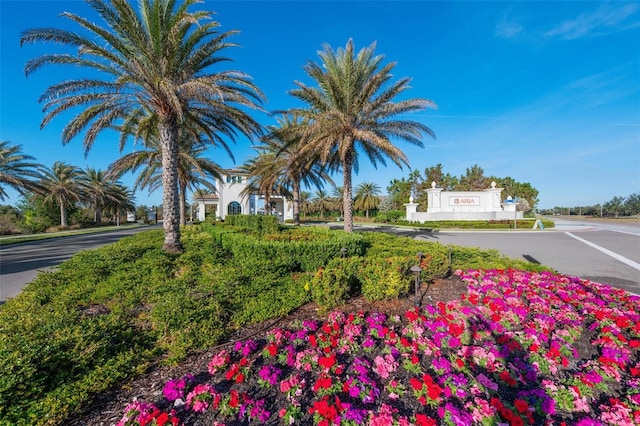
(0, 225), (158, 302)
(354, 219), (640, 295)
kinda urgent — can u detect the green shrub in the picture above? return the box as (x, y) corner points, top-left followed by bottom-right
(224, 214), (279, 234)
(361, 256), (415, 301)
(213, 227), (367, 272)
(448, 245), (551, 273)
(308, 257), (364, 312)
(362, 232), (450, 280)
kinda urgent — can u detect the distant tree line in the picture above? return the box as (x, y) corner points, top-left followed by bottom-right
(538, 193), (640, 218)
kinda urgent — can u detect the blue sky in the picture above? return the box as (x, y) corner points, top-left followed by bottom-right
(1, 1), (639, 209)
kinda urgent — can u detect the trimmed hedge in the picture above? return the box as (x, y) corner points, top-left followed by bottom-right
(202, 225), (367, 272)
(223, 214), (279, 234)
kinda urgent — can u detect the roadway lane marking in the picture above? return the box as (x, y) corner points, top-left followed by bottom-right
(565, 232), (640, 271)
(611, 229), (640, 237)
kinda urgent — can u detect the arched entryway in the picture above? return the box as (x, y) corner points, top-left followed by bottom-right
(227, 201), (242, 215)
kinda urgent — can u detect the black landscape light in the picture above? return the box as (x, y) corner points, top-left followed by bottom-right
(410, 264), (422, 308)
(340, 247), (347, 258)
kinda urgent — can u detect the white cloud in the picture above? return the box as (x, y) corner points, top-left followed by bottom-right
(495, 15), (524, 39)
(544, 3), (640, 40)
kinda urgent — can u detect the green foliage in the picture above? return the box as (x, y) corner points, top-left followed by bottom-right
(449, 246), (550, 273)
(224, 214), (279, 234)
(385, 219), (555, 230)
(0, 205), (21, 235)
(361, 232), (450, 281)
(206, 225), (367, 272)
(308, 257), (364, 312)
(373, 210), (405, 223)
(361, 256), (414, 301)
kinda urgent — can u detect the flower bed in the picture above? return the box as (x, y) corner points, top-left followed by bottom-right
(117, 269), (640, 426)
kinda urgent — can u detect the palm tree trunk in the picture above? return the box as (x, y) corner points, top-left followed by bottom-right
(60, 201), (67, 227)
(95, 208), (102, 224)
(160, 116), (183, 253)
(293, 180), (300, 226)
(342, 155), (354, 232)
(179, 183), (187, 226)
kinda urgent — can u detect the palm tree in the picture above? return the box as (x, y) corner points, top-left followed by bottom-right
(102, 184), (136, 225)
(312, 189), (332, 218)
(38, 162), (85, 227)
(354, 182), (381, 218)
(0, 141), (43, 200)
(79, 167), (121, 224)
(240, 151), (289, 217)
(331, 186), (345, 219)
(260, 115), (330, 225)
(288, 39), (436, 232)
(299, 191), (313, 218)
(22, 0), (264, 252)
(108, 135), (222, 226)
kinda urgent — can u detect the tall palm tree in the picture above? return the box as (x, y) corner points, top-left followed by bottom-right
(260, 115), (330, 225)
(102, 184), (136, 225)
(312, 189), (332, 218)
(108, 135), (222, 226)
(299, 191), (312, 218)
(0, 141), (43, 200)
(331, 185), (345, 219)
(239, 150), (289, 216)
(79, 167), (122, 224)
(38, 162), (85, 227)
(354, 181), (381, 218)
(22, 0), (264, 252)
(288, 39), (436, 232)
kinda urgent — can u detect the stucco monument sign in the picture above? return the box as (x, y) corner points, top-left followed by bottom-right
(405, 181), (523, 222)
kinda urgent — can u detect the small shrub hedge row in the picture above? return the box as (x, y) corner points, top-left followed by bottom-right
(390, 219), (555, 229)
(202, 225), (368, 272)
(223, 214), (279, 234)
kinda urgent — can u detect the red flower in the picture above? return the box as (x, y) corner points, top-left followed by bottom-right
(410, 377), (423, 391)
(514, 399), (529, 414)
(630, 339), (640, 349)
(313, 375), (333, 392)
(309, 334), (317, 347)
(499, 370), (517, 386)
(319, 354), (336, 370)
(266, 342), (278, 356)
(415, 414), (437, 426)
(456, 358), (465, 368)
(318, 354), (336, 370)
(448, 322), (464, 337)
(406, 309), (419, 322)
(229, 390), (239, 408)
(427, 383), (442, 400)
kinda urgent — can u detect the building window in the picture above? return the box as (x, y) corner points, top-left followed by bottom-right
(228, 201), (242, 215)
(226, 176), (231, 183)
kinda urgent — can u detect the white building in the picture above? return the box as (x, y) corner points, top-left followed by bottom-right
(405, 181), (523, 222)
(195, 169), (293, 222)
